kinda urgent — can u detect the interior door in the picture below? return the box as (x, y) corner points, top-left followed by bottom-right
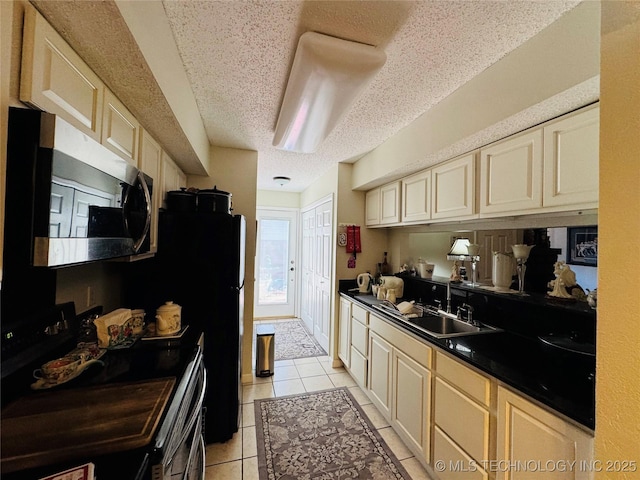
(253, 209), (298, 318)
(300, 209), (315, 332)
(312, 200), (332, 352)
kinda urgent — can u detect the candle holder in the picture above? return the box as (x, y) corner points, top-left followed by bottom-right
(511, 244), (533, 295)
(466, 244), (481, 287)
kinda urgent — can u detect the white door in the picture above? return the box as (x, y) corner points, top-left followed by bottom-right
(300, 198), (333, 352)
(253, 209), (298, 318)
(313, 200), (332, 352)
(300, 209), (315, 331)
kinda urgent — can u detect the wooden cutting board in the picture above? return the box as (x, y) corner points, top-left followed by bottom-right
(1, 377), (176, 473)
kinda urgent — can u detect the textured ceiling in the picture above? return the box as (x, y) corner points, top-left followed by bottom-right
(32, 0), (587, 192)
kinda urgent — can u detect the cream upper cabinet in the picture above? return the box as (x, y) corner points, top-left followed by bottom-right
(497, 386), (594, 480)
(366, 181), (402, 227)
(365, 188), (381, 226)
(20, 4), (104, 140)
(402, 169), (431, 223)
(380, 181), (402, 225)
(102, 90), (139, 165)
(138, 129), (163, 253)
(543, 105), (599, 208)
(479, 130), (543, 215)
(161, 151), (185, 210)
(431, 153), (476, 220)
(338, 297), (351, 368)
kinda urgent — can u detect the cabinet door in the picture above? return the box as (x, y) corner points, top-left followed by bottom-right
(368, 332), (392, 418)
(402, 170), (431, 223)
(392, 349), (431, 462)
(432, 153), (475, 219)
(433, 426), (490, 480)
(102, 90), (139, 165)
(380, 182), (401, 225)
(543, 106), (599, 208)
(20, 4), (104, 140)
(497, 386), (594, 480)
(480, 130), (543, 214)
(349, 346), (368, 388)
(434, 377), (490, 463)
(365, 188), (381, 226)
(161, 152), (183, 209)
(338, 298), (351, 367)
(138, 129), (163, 253)
(350, 318), (368, 357)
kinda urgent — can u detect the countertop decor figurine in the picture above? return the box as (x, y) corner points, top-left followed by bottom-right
(548, 262), (574, 298)
(450, 260), (462, 283)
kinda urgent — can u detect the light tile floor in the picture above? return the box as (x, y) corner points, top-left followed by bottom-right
(204, 345), (433, 479)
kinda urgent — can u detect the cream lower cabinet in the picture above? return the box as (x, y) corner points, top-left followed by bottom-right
(496, 386), (594, 480)
(433, 351), (492, 480)
(348, 303), (369, 388)
(368, 314), (432, 462)
(392, 348), (431, 460)
(368, 331), (392, 417)
(338, 297), (351, 368)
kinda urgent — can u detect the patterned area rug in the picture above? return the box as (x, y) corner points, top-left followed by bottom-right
(272, 320), (326, 360)
(254, 387), (411, 480)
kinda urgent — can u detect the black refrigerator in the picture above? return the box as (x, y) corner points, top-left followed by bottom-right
(144, 210), (245, 444)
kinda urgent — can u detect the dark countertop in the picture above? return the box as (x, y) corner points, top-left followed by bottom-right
(1, 324), (204, 480)
(340, 290), (595, 430)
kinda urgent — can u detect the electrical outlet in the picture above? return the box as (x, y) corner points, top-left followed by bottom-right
(86, 286), (95, 307)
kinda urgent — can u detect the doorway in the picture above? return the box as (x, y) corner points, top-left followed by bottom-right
(253, 209), (298, 318)
(300, 197), (333, 352)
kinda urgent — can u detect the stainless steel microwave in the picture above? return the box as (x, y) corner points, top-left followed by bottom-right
(5, 107), (153, 267)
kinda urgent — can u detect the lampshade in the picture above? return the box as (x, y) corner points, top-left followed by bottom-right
(447, 238), (471, 260)
(273, 32), (386, 153)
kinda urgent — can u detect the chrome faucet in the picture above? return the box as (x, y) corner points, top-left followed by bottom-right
(446, 282), (452, 313)
(457, 303), (480, 326)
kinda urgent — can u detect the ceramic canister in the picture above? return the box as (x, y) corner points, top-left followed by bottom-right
(155, 301), (182, 336)
(492, 252), (513, 291)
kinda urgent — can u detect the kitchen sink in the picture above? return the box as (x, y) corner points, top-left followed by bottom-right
(370, 303), (501, 339)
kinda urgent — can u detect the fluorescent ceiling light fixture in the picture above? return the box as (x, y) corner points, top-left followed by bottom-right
(273, 32), (386, 153)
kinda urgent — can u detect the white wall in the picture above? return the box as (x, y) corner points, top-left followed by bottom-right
(351, 1), (601, 190)
(188, 145), (258, 381)
(335, 163), (387, 281)
(256, 190), (300, 208)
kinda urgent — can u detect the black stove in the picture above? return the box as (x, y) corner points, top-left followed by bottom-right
(1, 303), (204, 479)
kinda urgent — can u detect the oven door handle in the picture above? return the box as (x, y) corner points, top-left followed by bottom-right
(182, 416), (206, 480)
(177, 363), (207, 449)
